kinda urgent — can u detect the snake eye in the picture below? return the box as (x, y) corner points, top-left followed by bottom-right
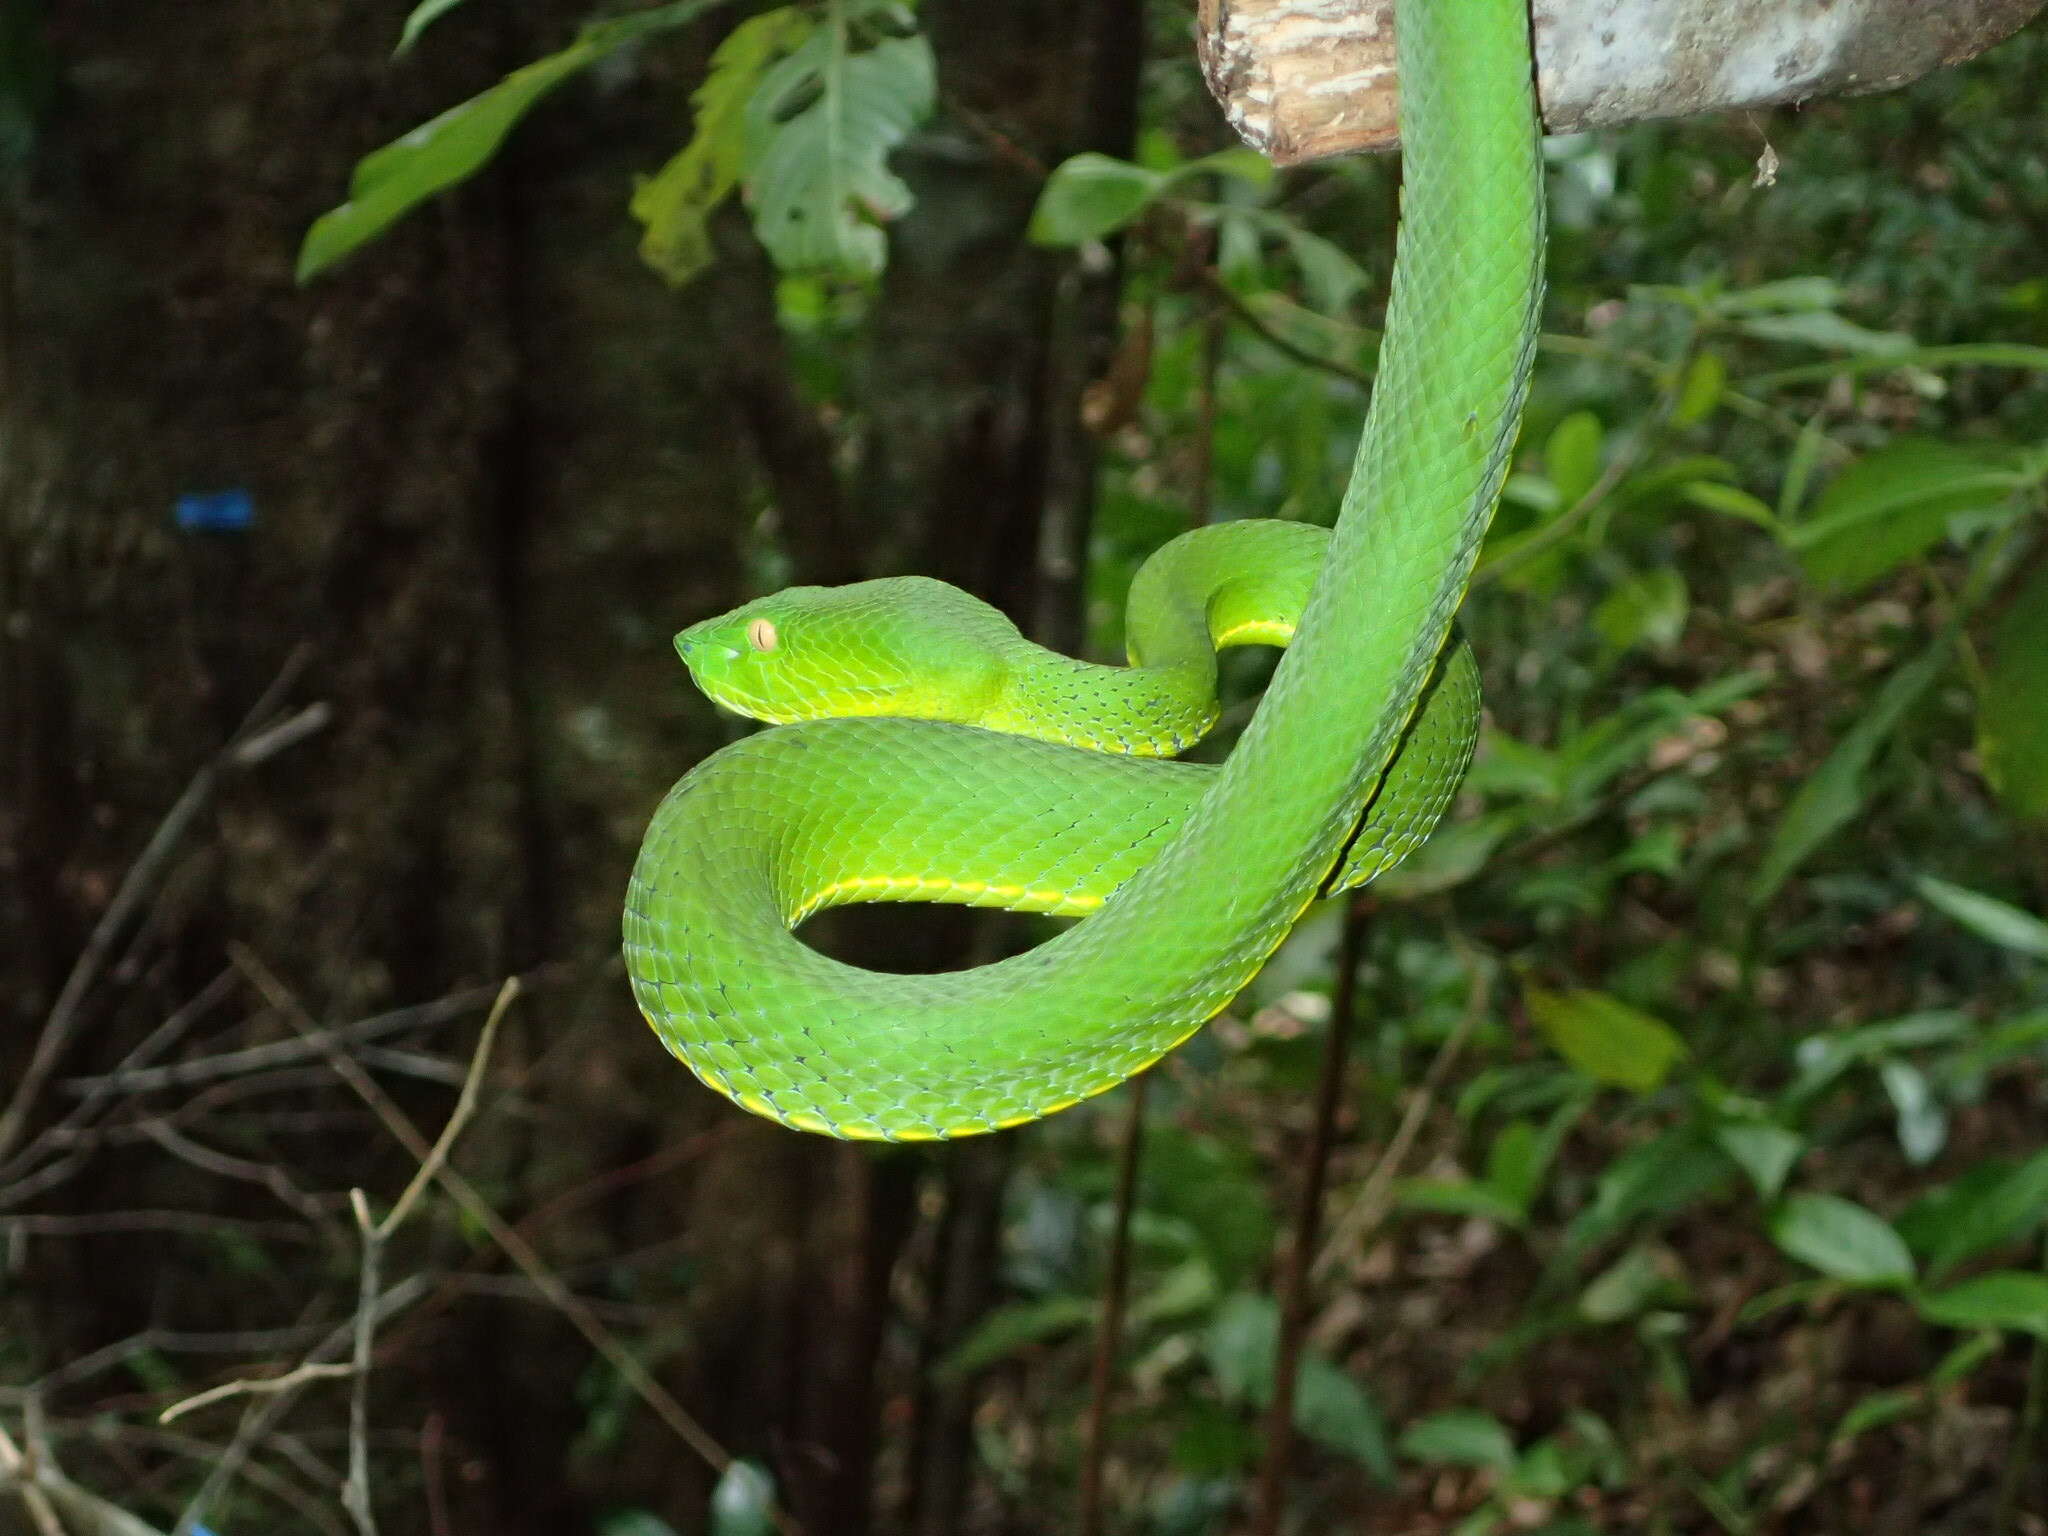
(747, 618), (779, 653)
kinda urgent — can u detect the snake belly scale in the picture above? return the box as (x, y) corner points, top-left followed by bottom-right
(624, 0), (1545, 1140)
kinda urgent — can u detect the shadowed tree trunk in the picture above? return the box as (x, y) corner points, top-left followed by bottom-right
(0, 1), (1144, 1531)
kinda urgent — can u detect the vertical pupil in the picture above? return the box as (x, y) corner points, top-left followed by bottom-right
(747, 618), (779, 652)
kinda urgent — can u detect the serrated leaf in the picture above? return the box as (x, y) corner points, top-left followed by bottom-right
(632, 6), (815, 286)
(1545, 411), (1603, 507)
(396, 0), (475, 55)
(1749, 640), (1949, 907)
(1915, 1272), (2048, 1339)
(1526, 987), (1685, 1094)
(1398, 1409), (1516, 1473)
(1915, 874), (2048, 959)
(1770, 1193), (1915, 1285)
(301, 0), (731, 281)
(1028, 153), (1164, 246)
(1980, 562), (2048, 823)
(1787, 439), (2022, 595)
(743, 6), (935, 279)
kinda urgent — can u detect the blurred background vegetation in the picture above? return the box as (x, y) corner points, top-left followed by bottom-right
(3, 1), (2047, 1533)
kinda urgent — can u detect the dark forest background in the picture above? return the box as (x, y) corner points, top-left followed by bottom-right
(4, 2), (2048, 1534)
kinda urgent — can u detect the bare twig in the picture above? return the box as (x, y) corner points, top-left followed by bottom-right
(1312, 952), (1489, 1281)
(227, 949), (797, 1533)
(0, 1418), (67, 1536)
(0, 652), (323, 1167)
(381, 980), (515, 1237)
(1254, 898), (1368, 1534)
(1077, 1075), (1148, 1536)
(342, 1192), (380, 1536)
(158, 1364), (356, 1426)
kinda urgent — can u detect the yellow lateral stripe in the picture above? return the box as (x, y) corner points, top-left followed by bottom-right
(790, 873), (1106, 924)
(1213, 618), (1296, 646)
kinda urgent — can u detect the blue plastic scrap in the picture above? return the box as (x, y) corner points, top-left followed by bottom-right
(174, 489), (255, 532)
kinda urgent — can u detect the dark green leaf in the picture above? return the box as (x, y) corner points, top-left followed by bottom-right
(1750, 640), (1949, 906)
(1831, 1388), (1921, 1446)
(1673, 351), (1725, 427)
(1395, 1178), (1529, 1228)
(1906, 1151), (2048, 1279)
(1788, 439), (2022, 594)
(1594, 568), (1688, 654)
(1915, 1272), (2048, 1338)
(1398, 1409), (1516, 1473)
(937, 1295), (1094, 1378)
(1981, 562), (2048, 823)
(1769, 1194), (1915, 1285)
(1201, 1293), (1394, 1480)
(1545, 411), (1604, 507)
(301, 0), (733, 281)
(1029, 153), (1164, 246)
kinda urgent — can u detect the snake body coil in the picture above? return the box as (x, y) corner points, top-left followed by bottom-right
(625, 0), (1545, 1140)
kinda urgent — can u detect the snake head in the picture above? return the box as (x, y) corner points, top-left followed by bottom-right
(676, 576), (1015, 727)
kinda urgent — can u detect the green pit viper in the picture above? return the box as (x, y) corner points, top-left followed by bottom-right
(624, 0), (1545, 1140)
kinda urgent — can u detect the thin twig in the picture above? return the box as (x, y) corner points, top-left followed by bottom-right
(0, 1418), (67, 1536)
(228, 948), (798, 1535)
(1077, 1075), (1147, 1536)
(158, 1364), (356, 1426)
(343, 1191), (380, 1536)
(381, 980), (516, 1238)
(1312, 954), (1489, 1281)
(1254, 896), (1367, 1536)
(1203, 271), (1373, 389)
(0, 651), (319, 1167)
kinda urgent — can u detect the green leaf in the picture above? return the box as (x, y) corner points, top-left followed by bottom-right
(743, 4), (936, 279)
(1398, 1409), (1517, 1473)
(1735, 309), (1913, 356)
(1594, 568), (1688, 654)
(1526, 987), (1686, 1094)
(1915, 1272), (2048, 1339)
(1787, 440), (2023, 595)
(1673, 351), (1725, 427)
(1743, 342), (2048, 391)
(1141, 1126), (1275, 1286)
(1567, 1128), (1732, 1250)
(632, 7), (816, 286)
(1545, 411), (1604, 507)
(396, 0), (476, 55)
(301, 0), (732, 281)
(1915, 875), (2048, 959)
(1028, 153), (1165, 246)
(1749, 640), (1949, 907)
(1579, 1243), (1674, 1325)
(1831, 1388), (1922, 1447)
(1395, 1178), (1530, 1228)
(937, 1295), (1094, 1378)
(1714, 275), (1843, 314)
(1769, 1194), (1915, 1285)
(1905, 1151), (2048, 1279)
(1980, 562), (2048, 823)
(602, 1513), (684, 1536)
(1296, 1355), (1397, 1483)
(709, 1460), (777, 1536)
(1879, 1059), (1947, 1166)
(1713, 1122), (1804, 1200)
(1202, 1294), (1394, 1480)
(1681, 479), (1779, 530)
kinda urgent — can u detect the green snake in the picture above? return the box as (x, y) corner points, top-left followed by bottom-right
(625, 0), (1544, 1140)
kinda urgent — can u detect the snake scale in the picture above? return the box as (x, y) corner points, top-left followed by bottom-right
(624, 0), (1545, 1140)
